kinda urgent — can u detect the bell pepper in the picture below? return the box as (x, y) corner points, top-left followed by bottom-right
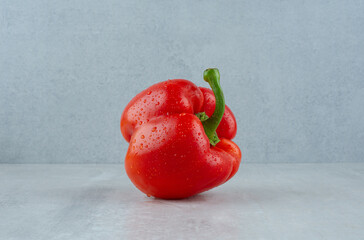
(120, 68), (241, 199)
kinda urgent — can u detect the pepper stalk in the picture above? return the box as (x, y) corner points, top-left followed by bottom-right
(197, 68), (225, 146)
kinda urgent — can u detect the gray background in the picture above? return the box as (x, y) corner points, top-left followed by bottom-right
(1, 0), (363, 163)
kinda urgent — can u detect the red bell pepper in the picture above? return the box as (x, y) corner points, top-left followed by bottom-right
(120, 68), (241, 199)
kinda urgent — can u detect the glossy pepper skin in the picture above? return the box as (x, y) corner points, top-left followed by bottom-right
(120, 69), (241, 199)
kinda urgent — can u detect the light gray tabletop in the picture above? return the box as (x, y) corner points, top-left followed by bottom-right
(1, 163), (363, 240)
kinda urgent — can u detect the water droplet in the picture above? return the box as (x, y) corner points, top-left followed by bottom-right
(147, 91), (152, 95)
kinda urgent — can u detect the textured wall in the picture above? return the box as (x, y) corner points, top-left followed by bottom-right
(1, 0), (363, 163)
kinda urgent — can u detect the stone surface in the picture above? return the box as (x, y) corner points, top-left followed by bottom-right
(1, 163), (363, 239)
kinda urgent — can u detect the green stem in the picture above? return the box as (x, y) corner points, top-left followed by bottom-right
(201, 68), (225, 146)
